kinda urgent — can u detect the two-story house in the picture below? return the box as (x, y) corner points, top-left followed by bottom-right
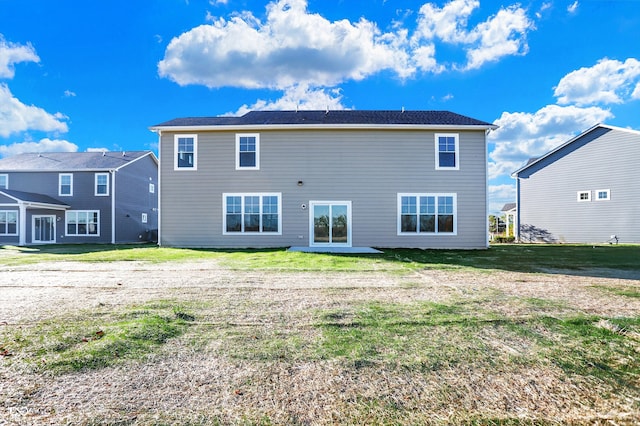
(512, 124), (640, 243)
(0, 151), (158, 246)
(150, 110), (497, 250)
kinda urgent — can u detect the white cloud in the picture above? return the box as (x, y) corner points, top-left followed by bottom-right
(0, 138), (78, 158)
(554, 58), (640, 106)
(412, 0), (534, 71)
(567, 1), (579, 14)
(488, 104), (613, 178)
(489, 184), (516, 213)
(413, 0), (479, 44)
(228, 84), (348, 116)
(64, 90), (76, 97)
(633, 82), (640, 100)
(159, 0), (534, 89)
(0, 83), (69, 138)
(159, 0), (412, 89)
(463, 5), (533, 70)
(536, 2), (552, 19)
(0, 35), (40, 79)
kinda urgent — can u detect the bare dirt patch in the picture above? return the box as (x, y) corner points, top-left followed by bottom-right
(1, 260), (640, 425)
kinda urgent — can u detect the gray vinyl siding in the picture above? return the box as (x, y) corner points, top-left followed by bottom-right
(160, 128), (488, 248)
(0, 153), (158, 245)
(114, 154), (159, 242)
(2, 171), (112, 244)
(517, 127), (640, 243)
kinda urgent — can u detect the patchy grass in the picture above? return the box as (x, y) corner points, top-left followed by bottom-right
(593, 284), (640, 299)
(316, 301), (494, 368)
(3, 300), (194, 374)
(2, 246), (640, 424)
(2, 243), (639, 275)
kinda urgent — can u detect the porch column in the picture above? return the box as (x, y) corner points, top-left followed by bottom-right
(18, 202), (27, 246)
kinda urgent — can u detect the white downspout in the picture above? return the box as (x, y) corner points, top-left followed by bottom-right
(18, 202), (27, 246)
(111, 170), (116, 244)
(485, 128), (490, 248)
(515, 177), (520, 242)
(157, 130), (162, 246)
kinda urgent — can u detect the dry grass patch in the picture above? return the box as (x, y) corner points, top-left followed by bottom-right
(2, 251), (640, 424)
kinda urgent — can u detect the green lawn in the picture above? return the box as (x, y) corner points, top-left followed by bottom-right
(1, 242), (638, 273)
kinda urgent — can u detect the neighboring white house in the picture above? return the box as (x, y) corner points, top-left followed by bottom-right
(150, 110), (498, 250)
(512, 124), (640, 243)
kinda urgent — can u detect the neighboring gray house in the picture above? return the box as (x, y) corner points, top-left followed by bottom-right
(0, 151), (158, 246)
(512, 124), (640, 243)
(150, 110), (497, 250)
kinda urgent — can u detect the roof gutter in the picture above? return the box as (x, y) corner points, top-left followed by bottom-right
(149, 123), (499, 133)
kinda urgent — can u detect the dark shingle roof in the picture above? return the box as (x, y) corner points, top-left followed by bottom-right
(0, 151), (154, 171)
(501, 202), (516, 212)
(152, 110), (496, 128)
(0, 189), (69, 207)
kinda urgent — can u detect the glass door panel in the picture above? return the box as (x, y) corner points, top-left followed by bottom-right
(313, 205), (330, 244)
(331, 205), (348, 243)
(33, 215), (55, 243)
(311, 202), (351, 246)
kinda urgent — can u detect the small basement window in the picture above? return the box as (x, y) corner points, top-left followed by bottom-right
(595, 189), (610, 201)
(577, 191), (591, 202)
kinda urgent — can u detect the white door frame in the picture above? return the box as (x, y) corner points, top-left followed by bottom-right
(32, 215), (56, 244)
(309, 201), (352, 247)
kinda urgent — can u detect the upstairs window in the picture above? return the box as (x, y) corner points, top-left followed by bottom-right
(95, 173), (109, 196)
(435, 134), (459, 170)
(236, 134), (260, 170)
(398, 193), (457, 235)
(0, 174), (7, 189)
(59, 173), (73, 196)
(174, 135), (197, 170)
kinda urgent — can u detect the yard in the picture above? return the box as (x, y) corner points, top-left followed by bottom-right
(1, 244), (639, 425)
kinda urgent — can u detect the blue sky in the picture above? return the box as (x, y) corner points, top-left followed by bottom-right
(1, 0), (638, 212)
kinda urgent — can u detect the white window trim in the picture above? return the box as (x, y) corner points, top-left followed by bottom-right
(65, 210), (100, 237)
(397, 193), (458, 236)
(236, 133), (260, 170)
(174, 134), (198, 171)
(59, 173), (73, 196)
(595, 189), (610, 201)
(577, 190), (591, 202)
(95, 173), (110, 196)
(223, 192), (282, 235)
(435, 133), (460, 170)
(0, 174), (8, 189)
(0, 210), (18, 236)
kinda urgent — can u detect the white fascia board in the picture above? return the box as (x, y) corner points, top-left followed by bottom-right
(150, 123), (498, 133)
(24, 202), (70, 210)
